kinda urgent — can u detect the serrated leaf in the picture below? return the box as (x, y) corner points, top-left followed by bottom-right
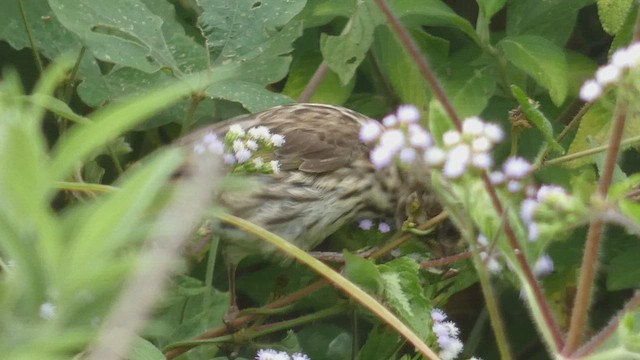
(598, 0), (635, 35)
(320, 0), (384, 84)
(381, 272), (413, 319)
(510, 85), (564, 153)
(49, 0), (179, 73)
(499, 35), (568, 106)
(343, 251), (383, 295)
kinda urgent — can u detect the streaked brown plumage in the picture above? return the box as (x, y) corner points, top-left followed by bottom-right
(179, 103), (442, 275)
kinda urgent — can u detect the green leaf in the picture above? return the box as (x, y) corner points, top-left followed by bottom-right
(598, 0), (635, 35)
(389, 0), (478, 43)
(49, 0), (179, 73)
(476, 0), (507, 20)
(357, 325), (401, 360)
(499, 35), (568, 106)
(440, 51), (497, 117)
(128, 336), (165, 360)
(510, 85), (564, 153)
(320, 0), (384, 84)
(295, 0), (355, 28)
(343, 251), (383, 295)
(506, 0), (593, 46)
(50, 67), (239, 180)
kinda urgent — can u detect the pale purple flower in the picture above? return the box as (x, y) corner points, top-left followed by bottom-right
(235, 148), (252, 163)
(408, 125), (432, 148)
(536, 185), (567, 202)
(252, 157), (265, 168)
(626, 42), (640, 66)
(520, 198), (538, 223)
(528, 223), (539, 241)
(471, 152), (492, 169)
(399, 147), (417, 164)
(223, 153), (237, 164)
(246, 140), (259, 151)
(503, 157), (531, 179)
(382, 114), (398, 127)
(534, 254), (554, 277)
(397, 105), (420, 123)
(580, 79), (602, 102)
(193, 143), (206, 154)
(507, 180), (523, 193)
(439, 339), (463, 360)
(489, 171), (505, 184)
(291, 353), (310, 360)
(443, 144), (471, 178)
(378, 222), (391, 233)
(370, 145), (395, 169)
(269, 160), (281, 174)
(358, 219), (374, 230)
(431, 308), (447, 322)
(359, 120), (382, 143)
(232, 140), (246, 153)
(433, 323), (449, 337)
(379, 129), (406, 153)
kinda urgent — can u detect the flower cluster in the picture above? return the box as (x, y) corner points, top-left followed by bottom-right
(255, 349), (310, 360)
(193, 124), (285, 174)
(431, 308), (464, 360)
(359, 106), (504, 180)
(358, 218), (392, 233)
(520, 185), (585, 242)
(580, 42), (640, 102)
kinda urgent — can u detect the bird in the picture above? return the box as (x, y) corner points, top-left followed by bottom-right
(178, 103), (440, 311)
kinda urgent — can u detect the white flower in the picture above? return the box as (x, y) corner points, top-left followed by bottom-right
(431, 308), (447, 322)
(235, 148), (252, 163)
(255, 349), (290, 360)
(397, 105), (420, 123)
(595, 64), (621, 85)
(443, 144), (471, 178)
(489, 171), (505, 184)
(507, 180), (523, 193)
(534, 254), (554, 277)
(433, 323), (449, 337)
(442, 130), (461, 147)
(228, 124), (245, 137)
(424, 147), (446, 166)
(536, 185), (567, 202)
(40, 302), (56, 320)
(379, 129), (406, 153)
(462, 116), (484, 136)
(471, 137), (491, 153)
(358, 219), (374, 230)
(612, 47), (632, 68)
(270, 134), (286, 147)
(269, 160), (281, 174)
(246, 139), (259, 151)
(399, 147), (417, 164)
(471, 152), (492, 169)
(233, 140), (247, 153)
(359, 120), (382, 143)
(382, 114), (398, 127)
(291, 353), (310, 360)
(483, 123), (504, 143)
(370, 145), (395, 169)
(503, 157), (531, 179)
(528, 223), (539, 241)
(408, 125), (432, 148)
(580, 79), (602, 102)
(626, 42), (640, 66)
(439, 338), (463, 360)
(248, 126), (271, 140)
(252, 157), (264, 168)
(477, 234), (489, 246)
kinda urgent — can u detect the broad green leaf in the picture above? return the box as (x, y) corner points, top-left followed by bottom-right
(295, 0), (355, 28)
(320, 0), (384, 84)
(499, 35), (568, 106)
(598, 0), (635, 35)
(357, 325), (402, 360)
(128, 336), (165, 360)
(371, 26), (440, 109)
(49, 0), (179, 73)
(506, 0), (593, 46)
(343, 251), (383, 295)
(0, 0), (80, 58)
(282, 35), (355, 104)
(511, 85), (564, 153)
(50, 67), (239, 181)
(389, 0), (479, 43)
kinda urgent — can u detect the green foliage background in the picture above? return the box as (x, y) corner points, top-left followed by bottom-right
(1, 0), (640, 359)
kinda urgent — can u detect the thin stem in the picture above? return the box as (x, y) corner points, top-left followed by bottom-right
(374, 0), (462, 130)
(298, 62), (330, 103)
(556, 102), (591, 143)
(563, 101), (629, 355)
(541, 135), (640, 167)
(375, 0), (563, 349)
(18, 0), (44, 73)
